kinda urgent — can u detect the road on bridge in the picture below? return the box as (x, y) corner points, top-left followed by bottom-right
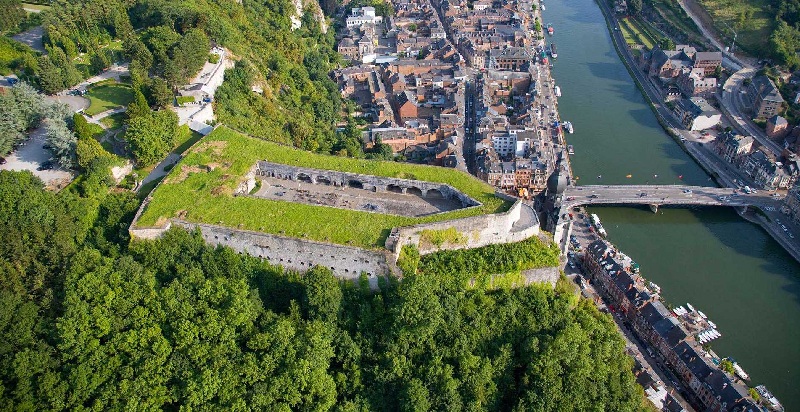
(561, 185), (781, 210)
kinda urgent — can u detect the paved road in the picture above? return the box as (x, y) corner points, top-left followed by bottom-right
(12, 25), (45, 52)
(563, 184), (778, 209)
(0, 127), (73, 189)
(62, 63), (130, 95)
(718, 70), (785, 156)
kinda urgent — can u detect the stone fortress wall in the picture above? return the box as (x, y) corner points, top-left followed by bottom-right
(385, 194), (541, 257)
(130, 163), (544, 283)
(253, 161), (481, 210)
(172, 221), (393, 288)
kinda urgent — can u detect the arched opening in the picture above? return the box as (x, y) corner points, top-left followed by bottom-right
(317, 175), (332, 185)
(348, 180), (364, 189)
(426, 188), (444, 199)
(407, 186), (423, 197)
(297, 173), (313, 183)
(387, 184), (403, 193)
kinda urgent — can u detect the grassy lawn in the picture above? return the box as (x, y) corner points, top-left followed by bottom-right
(21, 2), (50, 11)
(173, 129), (205, 154)
(85, 82), (134, 116)
(99, 112), (126, 130)
(137, 127), (511, 249)
(695, 0), (775, 56)
(620, 18), (656, 50)
(176, 96), (196, 106)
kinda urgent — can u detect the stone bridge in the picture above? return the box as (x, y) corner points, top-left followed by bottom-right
(561, 185), (780, 213)
(255, 161), (481, 208)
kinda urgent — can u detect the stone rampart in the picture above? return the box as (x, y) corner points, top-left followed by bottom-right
(386, 198), (540, 256)
(255, 161), (481, 209)
(173, 221), (395, 287)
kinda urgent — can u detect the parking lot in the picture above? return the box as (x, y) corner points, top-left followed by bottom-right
(0, 127), (74, 189)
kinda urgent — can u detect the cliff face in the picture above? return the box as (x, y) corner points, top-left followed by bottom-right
(290, 0), (328, 33)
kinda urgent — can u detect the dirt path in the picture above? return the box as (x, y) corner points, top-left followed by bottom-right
(677, 0), (725, 51)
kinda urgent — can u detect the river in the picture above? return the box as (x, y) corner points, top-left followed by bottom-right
(541, 0), (800, 408)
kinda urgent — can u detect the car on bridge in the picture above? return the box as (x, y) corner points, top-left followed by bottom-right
(683, 189), (692, 194)
(588, 194), (599, 199)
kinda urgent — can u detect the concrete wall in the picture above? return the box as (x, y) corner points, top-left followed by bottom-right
(386, 199), (540, 256)
(173, 221), (394, 287)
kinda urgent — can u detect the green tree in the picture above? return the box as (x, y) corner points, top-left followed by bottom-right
(125, 110), (178, 166)
(147, 77), (172, 108)
(35, 54), (64, 95)
(44, 117), (77, 168)
(0, 0), (25, 32)
(628, 0), (642, 15)
(72, 113), (93, 140)
(127, 89), (151, 119)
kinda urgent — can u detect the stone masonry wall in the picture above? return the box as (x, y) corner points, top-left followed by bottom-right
(386, 199), (541, 257)
(255, 161), (481, 209)
(173, 221), (395, 287)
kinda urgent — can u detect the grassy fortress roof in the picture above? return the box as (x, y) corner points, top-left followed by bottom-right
(136, 127), (511, 249)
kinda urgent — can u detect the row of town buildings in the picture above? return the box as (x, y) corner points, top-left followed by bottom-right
(430, 0), (566, 194)
(584, 239), (763, 412)
(713, 128), (800, 190)
(333, 0), (468, 166)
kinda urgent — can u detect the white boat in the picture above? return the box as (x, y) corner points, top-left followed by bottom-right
(708, 321), (717, 328)
(591, 213), (608, 237)
(554, 85), (561, 97)
(564, 121), (574, 133)
(541, 4), (545, 10)
(698, 310), (707, 319)
(567, 144), (574, 155)
(687, 303), (695, 312)
(755, 385), (784, 411)
(733, 363), (750, 381)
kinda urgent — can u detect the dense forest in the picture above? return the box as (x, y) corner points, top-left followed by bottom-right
(0, 169), (647, 410)
(1, 0), (349, 155)
(1, 0), (649, 409)
(770, 0), (800, 69)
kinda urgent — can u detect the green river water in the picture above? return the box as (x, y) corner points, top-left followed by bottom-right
(542, 0), (800, 407)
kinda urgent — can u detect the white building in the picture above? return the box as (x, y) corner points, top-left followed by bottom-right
(346, 6), (384, 28)
(674, 97), (721, 131)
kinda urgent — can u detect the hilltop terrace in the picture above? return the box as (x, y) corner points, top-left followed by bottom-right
(133, 127), (509, 248)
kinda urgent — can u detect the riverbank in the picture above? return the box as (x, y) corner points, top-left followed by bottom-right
(593, 0), (800, 265)
(544, 0), (800, 406)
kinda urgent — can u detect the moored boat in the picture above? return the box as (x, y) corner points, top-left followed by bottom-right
(564, 121), (574, 133)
